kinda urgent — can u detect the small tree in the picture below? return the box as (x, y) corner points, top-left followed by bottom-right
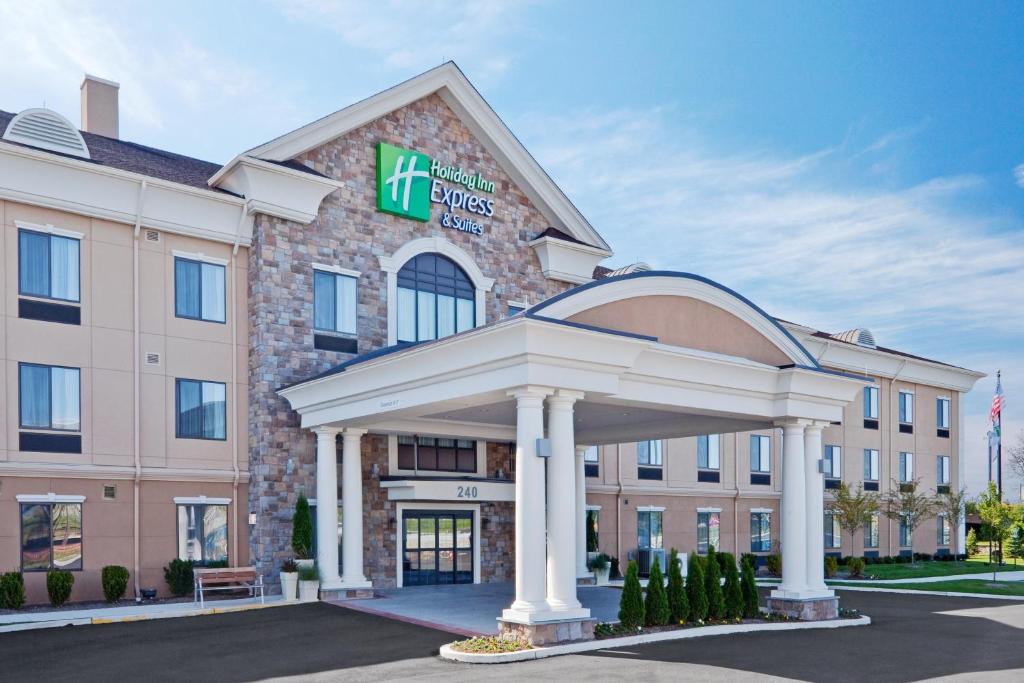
(1006, 430), (1024, 481)
(618, 560), (646, 630)
(586, 511), (599, 553)
(704, 545), (725, 620)
(292, 492), (314, 560)
(687, 553), (708, 622)
(966, 527), (979, 557)
(1008, 523), (1024, 566)
(666, 548), (689, 624)
(740, 560), (759, 618)
(644, 556), (670, 626)
(977, 482), (1014, 569)
(935, 487), (969, 564)
(828, 482), (879, 550)
(880, 478), (937, 566)
(721, 553), (743, 620)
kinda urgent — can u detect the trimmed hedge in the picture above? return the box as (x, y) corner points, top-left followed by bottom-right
(46, 570), (74, 607)
(721, 552), (743, 620)
(704, 546), (725, 620)
(164, 558), (194, 597)
(618, 560), (645, 630)
(740, 559), (759, 618)
(102, 565), (130, 602)
(292, 493), (314, 560)
(666, 548), (689, 624)
(687, 552), (708, 622)
(0, 572), (26, 610)
(644, 556), (670, 626)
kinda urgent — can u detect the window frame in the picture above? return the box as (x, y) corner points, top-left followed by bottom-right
(864, 513), (880, 548)
(863, 386), (879, 419)
(697, 510), (721, 554)
(20, 501), (84, 572)
(937, 513), (950, 547)
(824, 511), (842, 549)
(174, 378), (228, 441)
(863, 449), (880, 482)
(175, 502), (229, 566)
(936, 397), (951, 429)
(313, 267), (359, 336)
(750, 511), (771, 553)
(396, 253), (476, 343)
(173, 256), (227, 324)
(824, 445), (842, 480)
(750, 435), (771, 473)
(637, 509), (664, 550)
(899, 513), (912, 547)
(396, 435), (478, 473)
(898, 451), (914, 483)
(898, 390), (914, 425)
(637, 440), (663, 467)
(936, 455), (950, 486)
(18, 362), (81, 432)
(697, 434), (721, 470)
(17, 227), (82, 304)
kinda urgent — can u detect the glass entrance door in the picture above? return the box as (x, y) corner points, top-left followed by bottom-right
(402, 511), (473, 586)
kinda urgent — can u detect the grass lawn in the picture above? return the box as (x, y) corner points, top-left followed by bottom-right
(841, 558), (1024, 581)
(831, 579), (1024, 597)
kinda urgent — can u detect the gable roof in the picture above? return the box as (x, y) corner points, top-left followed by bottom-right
(212, 62), (611, 252)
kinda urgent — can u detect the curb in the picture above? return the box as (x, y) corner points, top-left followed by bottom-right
(438, 615), (871, 664)
(826, 585), (1024, 601)
(0, 600), (288, 633)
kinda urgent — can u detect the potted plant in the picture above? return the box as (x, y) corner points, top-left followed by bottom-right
(588, 552), (612, 585)
(280, 559), (298, 601)
(297, 563), (320, 602)
(293, 493), (314, 569)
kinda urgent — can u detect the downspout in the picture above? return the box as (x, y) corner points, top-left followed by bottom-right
(888, 359), (907, 557)
(132, 179), (147, 600)
(733, 433), (739, 556)
(615, 444), (623, 566)
(230, 202), (248, 565)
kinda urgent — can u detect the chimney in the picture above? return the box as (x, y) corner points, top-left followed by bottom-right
(80, 74), (119, 139)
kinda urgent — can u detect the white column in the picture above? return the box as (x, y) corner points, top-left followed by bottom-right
(340, 428), (371, 589)
(575, 445), (590, 579)
(804, 422), (831, 595)
(773, 421), (809, 599)
(503, 387), (552, 622)
(314, 427), (342, 589)
(545, 392), (588, 618)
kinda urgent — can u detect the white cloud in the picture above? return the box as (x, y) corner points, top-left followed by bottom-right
(1014, 163), (1024, 189)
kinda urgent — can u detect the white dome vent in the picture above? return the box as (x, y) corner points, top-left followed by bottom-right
(606, 262), (652, 277)
(3, 108), (90, 159)
(832, 328), (877, 349)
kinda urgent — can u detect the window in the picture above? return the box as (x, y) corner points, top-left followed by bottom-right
(936, 398), (950, 429)
(584, 446), (599, 478)
(176, 503), (228, 564)
(586, 509), (599, 552)
(824, 445), (842, 480)
(21, 501), (83, 571)
(863, 386), (879, 419)
(175, 379), (227, 440)
(864, 514), (879, 548)
(507, 304), (525, 317)
(898, 391), (914, 424)
(637, 440), (663, 480)
(19, 363), (80, 431)
(936, 455), (950, 486)
(899, 514), (912, 547)
(397, 253), (475, 342)
(697, 511), (720, 554)
(697, 435), (720, 470)
(397, 436), (476, 472)
(824, 512), (842, 549)
(750, 512), (771, 553)
(898, 452), (914, 483)
(175, 257), (225, 323)
(863, 449), (880, 482)
(937, 513), (950, 546)
(637, 510), (663, 550)
(19, 228), (80, 302)
(314, 270), (357, 335)
(750, 435), (771, 473)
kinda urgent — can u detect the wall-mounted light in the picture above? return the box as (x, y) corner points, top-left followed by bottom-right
(248, 513), (257, 526)
(286, 458), (294, 475)
(370, 463), (380, 478)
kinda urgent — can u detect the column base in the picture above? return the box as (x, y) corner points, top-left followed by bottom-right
(320, 578), (373, 600)
(576, 573), (596, 586)
(766, 595), (839, 621)
(770, 586), (835, 601)
(498, 617), (596, 646)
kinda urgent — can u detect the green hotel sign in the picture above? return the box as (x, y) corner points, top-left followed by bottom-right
(375, 142), (495, 234)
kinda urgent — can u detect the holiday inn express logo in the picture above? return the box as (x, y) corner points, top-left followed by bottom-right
(377, 142), (432, 221)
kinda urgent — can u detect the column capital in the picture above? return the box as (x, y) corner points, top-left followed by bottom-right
(774, 418), (812, 431)
(311, 426), (341, 438)
(803, 420), (830, 435)
(547, 392), (584, 411)
(507, 386), (554, 404)
(341, 427), (368, 438)
(575, 445), (590, 458)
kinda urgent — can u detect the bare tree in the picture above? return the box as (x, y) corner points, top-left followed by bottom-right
(1007, 430), (1024, 480)
(880, 478), (937, 566)
(935, 487), (968, 564)
(827, 482), (879, 547)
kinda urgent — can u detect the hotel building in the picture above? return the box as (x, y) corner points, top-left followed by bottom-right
(0, 65), (982, 629)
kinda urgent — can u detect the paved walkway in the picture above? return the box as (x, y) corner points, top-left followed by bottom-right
(334, 582), (622, 635)
(830, 569), (1024, 585)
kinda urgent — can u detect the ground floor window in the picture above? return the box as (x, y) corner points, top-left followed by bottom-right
(177, 503), (228, 564)
(21, 502), (82, 571)
(865, 514), (879, 548)
(697, 510), (720, 554)
(824, 512), (841, 549)
(899, 514), (912, 547)
(937, 513), (950, 546)
(750, 511), (771, 552)
(397, 436), (476, 472)
(637, 510), (663, 549)
(586, 509), (599, 552)
(403, 510), (473, 586)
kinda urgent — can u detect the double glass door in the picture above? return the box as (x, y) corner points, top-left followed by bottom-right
(402, 511), (473, 586)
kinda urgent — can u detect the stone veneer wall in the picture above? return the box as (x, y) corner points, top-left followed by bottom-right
(248, 92), (570, 583)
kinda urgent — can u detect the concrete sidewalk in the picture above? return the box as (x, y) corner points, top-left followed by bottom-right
(827, 569), (1024, 585)
(0, 594), (285, 632)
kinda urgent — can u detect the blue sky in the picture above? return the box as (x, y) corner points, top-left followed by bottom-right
(2, 0), (1022, 496)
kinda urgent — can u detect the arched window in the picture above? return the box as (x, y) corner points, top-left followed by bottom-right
(396, 253), (475, 342)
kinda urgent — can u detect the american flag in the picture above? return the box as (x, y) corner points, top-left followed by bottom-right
(990, 371), (1004, 425)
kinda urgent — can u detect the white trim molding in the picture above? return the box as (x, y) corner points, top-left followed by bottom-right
(585, 504), (602, 511)
(172, 249), (230, 266)
(16, 493), (86, 503)
(528, 235), (608, 284)
(637, 505), (667, 513)
(313, 263), (361, 279)
(394, 501), (482, 587)
(172, 496), (232, 506)
(697, 507), (724, 513)
(209, 156), (343, 225)
(750, 507), (774, 514)
(14, 220), (85, 240)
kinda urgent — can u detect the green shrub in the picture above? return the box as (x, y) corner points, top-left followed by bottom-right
(609, 556), (621, 579)
(164, 558), (194, 597)
(666, 549), (689, 624)
(765, 553), (782, 576)
(966, 528), (979, 556)
(686, 552), (708, 622)
(824, 556), (839, 578)
(586, 512), (599, 553)
(847, 557), (866, 578)
(704, 545), (725, 620)
(644, 556), (670, 626)
(46, 570), (74, 607)
(587, 553), (611, 571)
(0, 572), (26, 610)
(297, 564), (319, 581)
(101, 565), (129, 603)
(618, 560), (645, 630)
(740, 559), (759, 618)
(721, 553), (743, 620)
(292, 493), (314, 560)
(739, 553), (758, 571)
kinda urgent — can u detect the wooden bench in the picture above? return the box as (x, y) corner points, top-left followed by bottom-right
(193, 567), (264, 607)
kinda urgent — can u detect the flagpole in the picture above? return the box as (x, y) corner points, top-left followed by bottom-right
(997, 369), (1003, 498)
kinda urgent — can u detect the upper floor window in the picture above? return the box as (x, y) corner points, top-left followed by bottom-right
(583, 446), (599, 477)
(936, 455), (950, 486)
(898, 391), (914, 424)
(19, 363), (80, 431)
(898, 452), (914, 483)
(697, 435), (721, 470)
(397, 253), (474, 343)
(750, 435), (771, 473)
(863, 386), (879, 420)
(507, 303), (525, 317)
(750, 511), (771, 552)
(177, 502), (228, 565)
(175, 379), (226, 440)
(637, 440), (663, 480)
(937, 397), (950, 435)
(863, 449), (880, 482)
(824, 445), (842, 483)
(397, 436), (476, 473)
(19, 229), (80, 302)
(20, 501), (82, 571)
(314, 269), (357, 335)
(175, 257), (225, 323)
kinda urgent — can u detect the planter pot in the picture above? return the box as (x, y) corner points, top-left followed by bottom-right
(280, 572), (298, 601)
(594, 566), (610, 586)
(298, 579), (320, 602)
(295, 559), (315, 570)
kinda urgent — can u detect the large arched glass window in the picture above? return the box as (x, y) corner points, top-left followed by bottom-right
(396, 253), (475, 342)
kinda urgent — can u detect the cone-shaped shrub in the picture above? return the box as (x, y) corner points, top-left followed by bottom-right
(741, 559), (759, 618)
(666, 548), (689, 624)
(292, 492), (314, 560)
(618, 560), (646, 630)
(722, 553), (743, 619)
(686, 552), (708, 622)
(644, 556), (670, 626)
(704, 545), (725, 620)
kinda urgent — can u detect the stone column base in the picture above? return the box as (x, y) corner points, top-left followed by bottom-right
(766, 596), (839, 621)
(321, 587), (375, 600)
(497, 617), (596, 646)
(576, 575), (596, 586)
